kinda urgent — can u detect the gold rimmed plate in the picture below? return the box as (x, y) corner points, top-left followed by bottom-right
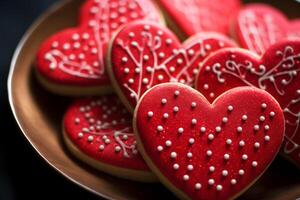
(7, 0), (300, 199)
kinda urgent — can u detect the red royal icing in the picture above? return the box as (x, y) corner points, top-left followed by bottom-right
(157, 0), (241, 36)
(108, 21), (236, 110)
(64, 96), (148, 171)
(289, 19), (300, 38)
(196, 39), (300, 167)
(135, 83), (284, 200)
(233, 3), (289, 55)
(36, 0), (162, 88)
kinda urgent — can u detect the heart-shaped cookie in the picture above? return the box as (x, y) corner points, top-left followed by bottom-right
(63, 95), (154, 182)
(134, 83), (284, 200)
(36, 0), (163, 95)
(157, 0), (241, 38)
(232, 4), (289, 55)
(107, 21), (236, 111)
(196, 39), (300, 167)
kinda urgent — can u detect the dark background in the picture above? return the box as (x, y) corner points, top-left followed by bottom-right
(1, 0), (300, 200)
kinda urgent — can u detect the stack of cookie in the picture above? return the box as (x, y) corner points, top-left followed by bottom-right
(35, 0), (300, 199)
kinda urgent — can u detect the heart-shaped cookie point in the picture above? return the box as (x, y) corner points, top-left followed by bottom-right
(107, 20), (236, 111)
(63, 95), (155, 182)
(233, 3), (289, 55)
(196, 39), (300, 167)
(36, 0), (163, 96)
(134, 83), (284, 200)
(157, 0), (241, 38)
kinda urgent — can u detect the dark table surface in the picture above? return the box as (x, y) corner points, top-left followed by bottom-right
(1, 1), (300, 200)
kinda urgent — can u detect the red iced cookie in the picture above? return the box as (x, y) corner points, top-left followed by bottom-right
(107, 21), (236, 111)
(157, 0), (241, 38)
(196, 39), (300, 167)
(63, 95), (154, 181)
(36, 0), (163, 95)
(289, 20), (300, 38)
(134, 83), (284, 200)
(232, 4), (289, 55)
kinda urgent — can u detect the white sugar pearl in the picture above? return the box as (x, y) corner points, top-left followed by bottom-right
(78, 133), (83, 138)
(261, 103), (267, 109)
(157, 146), (163, 151)
(242, 115), (248, 121)
(173, 163), (179, 170)
(208, 179), (215, 185)
(174, 90), (180, 96)
(170, 152), (177, 158)
(147, 111), (153, 117)
(183, 175), (189, 181)
(260, 116), (265, 122)
(191, 118), (197, 125)
(191, 102), (197, 108)
(239, 140), (245, 147)
(209, 166), (215, 172)
(187, 152), (193, 158)
(200, 127), (206, 133)
(189, 138), (195, 144)
(228, 105), (233, 112)
(87, 136), (94, 142)
(265, 135), (270, 141)
(222, 117), (228, 123)
(115, 146), (121, 152)
(222, 170), (228, 176)
(252, 161), (258, 167)
(270, 111), (275, 117)
(187, 165), (194, 171)
(165, 140), (172, 147)
(208, 134), (214, 140)
(163, 113), (169, 119)
(231, 179), (237, 185)
(161, 98), (167, 104)
(122, 57), (128, 63)
(173, 106), (179, 112)
(264, 125), (270, 131)
(142, 78), (148, 84)
(216, 185), (223, 191)
(99, 145), (105, 151)
(178, 128), (184, 134)
(206, 150), (212, 156)
(254, 125), (260, 131)
(195, 183), (202, 190)
(226, 139), (232, 145)
(242, 154), (248, 160)
(254, 142), (260, 148)
(237, 126), (243, 133)
(239, 169), (245, 175)
(157, 125), (163, 132)
(215, 126), (221, 133)
(224, 154), (230, 160)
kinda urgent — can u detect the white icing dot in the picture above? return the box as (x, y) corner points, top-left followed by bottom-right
(208, 134), (214, 141)
(242, 154), (248, 160)
(122, 57), (128, 63)
(128, 78), (134, 84)
(260, 116), (265, 122)
(205, 66), (211, 71)
(177, 58), (183, 64)
(174, 90), (180, 96)
(187, 165), (194, 171)
(265, 135), (270, 141)
(210, 93), (215, 98)
(200, 127), (206, 133)
(222, 170), (228, 176)
(231, 179), (237, 185)
(147, 111), (153, 117)
(189, 138), (195, 145)
(254, 125), (260, 131)
(75, 118), (80, 124)
(254, 142), (260, 148)
(124, 68), (130, 74)
(204, 84), (209, 90)
(129, 32), (135, 38)
(226, 139), (232, 145)
(169, 66), (175, 72)
(191, 102), (197, 108)
(206, 150), (212, 156)
(146, 66), (152, 73)
(159, 52), (165, 58)
(173, 106), (179, 113)
(195, 183), (202, 190)
(99, 145), (105, 151)
(173, 163), (179, 170)
(161, 98), (167, 104)
(157, 125), (163, 132)
(87, 135), (94, 142)
(205, 44), (212, 50)
(187, 152), (193, 158)
(157, 146), (163, 152)
(222, 117), (228, 123)
(183, 175), (189, 181)
(264, 125), (270, 131)
(261, 103), (267, 109)
(188, 49), (195, 56)
(269, 111), (275, 117)
(193, 69), (199, 75)
(215, 126), (221, 133)
(165, 140), (172, 147)
(115, 146), (121, 152)
(178, 128), (184, 134)
(242, 115), (248, 121)
(216, 185), (223, 191)
(191, 118), (197, 125)
(239, 140), (245, 147)
(158, 74), (164, 81)
(237, 126), (243, 133)
(227, 105), (233, 112)
(143, 55), (149, 61)
(78, 132), (83, 138)
(208, 179), (215, 185)
(170, 152), (177, 158)
(163, 113), (169, 119)
(239, 169), (245, 175)
(209, 166), (215, 172)
(224, 154), (230, 160)
(105, 139), (110, 144)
